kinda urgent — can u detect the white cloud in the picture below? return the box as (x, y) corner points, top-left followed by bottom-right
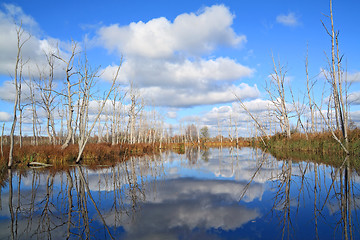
(101, 64), (125, 83)
(141, 83), (259, 108)
(0, 81), (17, 101)
(0, 111), (11, 121)
(97, 5), (245, 58)
(238, 98), (274, 112)
(0, 79), (42, 103)
(167, 111), (177, 119)
(276, 12), (299, 27)
(204, 98), (274, 121)
(108, 57), (254, 87)
(96, 5), (254, 109)
(99, 57), (255, 108)
(0, 4), (68, 79)
(348, 72), (360, 82)
(1, 3), (39, 32)
(99, 57), (255, 107)
(351, 111), (360, 124)
(348, 91), (360, 105)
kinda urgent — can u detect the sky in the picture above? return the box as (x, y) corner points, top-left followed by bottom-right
(0, 0), (359, 136)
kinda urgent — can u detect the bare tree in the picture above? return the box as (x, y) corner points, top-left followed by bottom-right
(1, 123), (4, 157)
(266, 55), (291, 138)
(234, 93), (270, 141)
(25, 75), (40, 145)
(127, 80), (142, 144)
(8, 23), (31, 168)
(36, 51), (58, 144)
(305, 45), (316, 133)
(53, 41), (79, 150)
(75, 54), (122, 163)
(289, 85), (308, 139)
(111, 87), (125, 145)
(17, 70), (24, 148)
(321, 0), (348, 148)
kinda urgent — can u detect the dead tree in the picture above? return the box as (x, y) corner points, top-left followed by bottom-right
(127, 80), (142, 144)
(305, 45), (316, 133)
(1, 123), (4, 157)
(53, 41), (78, 150)
(289, 85), (308, 139)
(25, 75), (39, 145)
(321, 0), (348, 149)
(266, 55), (291, 138)
(111, 88), (123, 145)
(8, 23), (31, 168)
(75, 54), (122, 163)
(36, 51), (58, 144)
(234, 93), (270, 141)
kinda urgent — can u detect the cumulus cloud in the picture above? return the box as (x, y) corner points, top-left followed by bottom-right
(0, 4), (67, 79)
(190, 97), (288, 136)
(99, 57), (256, 108)
(202, 98), (274, 123)
(115, 178), (261, 239)
(97, 5), (245, 58)
(0, 111), (11, 121)
(276, 12), (299, 27)
(97, 5), (255, 108)
(103, 57), (254, 89)
(141, 83), (259, 107)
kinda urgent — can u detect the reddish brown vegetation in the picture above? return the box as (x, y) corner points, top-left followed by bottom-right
(0, 142), (165, 168)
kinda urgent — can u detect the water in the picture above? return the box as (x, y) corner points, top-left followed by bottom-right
(0, 147), (359, 239)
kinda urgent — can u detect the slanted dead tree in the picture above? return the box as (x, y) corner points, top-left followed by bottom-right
(75, 54), (122, 163)
(8, 22), (31, 168)
(234, 93), (270, 142)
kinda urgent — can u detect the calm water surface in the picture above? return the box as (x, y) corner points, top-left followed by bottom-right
(0, 147), (359, 239)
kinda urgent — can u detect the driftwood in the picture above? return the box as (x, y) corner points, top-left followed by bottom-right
(27, 162), (52, 167)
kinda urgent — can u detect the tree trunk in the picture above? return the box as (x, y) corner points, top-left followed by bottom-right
(9, 23), (30, 168)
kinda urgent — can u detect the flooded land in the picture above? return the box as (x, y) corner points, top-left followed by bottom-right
(0, 147), (359, 239)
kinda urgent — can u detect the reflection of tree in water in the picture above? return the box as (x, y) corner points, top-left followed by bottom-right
(3, 154), (164, 239)
(186, 146), (200, 165)
(272, 159), (294, 240)
(325, 157), (358, 240)
(241, 153), (360, 240)
(201, 148), (210, 162)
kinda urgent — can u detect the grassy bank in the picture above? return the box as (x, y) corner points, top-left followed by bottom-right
(0, 142), (175, 168)
(0, 139), (254, 168)
(257, 129), (360, 166)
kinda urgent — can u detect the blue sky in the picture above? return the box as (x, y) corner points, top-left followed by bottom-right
(0, 0), (359, 136)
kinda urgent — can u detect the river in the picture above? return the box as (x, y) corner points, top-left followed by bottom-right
(0, 147), (358, 239)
